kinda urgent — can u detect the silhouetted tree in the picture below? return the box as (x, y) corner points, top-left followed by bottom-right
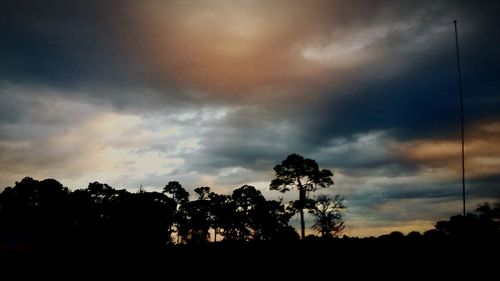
(388, 231), (404, 240)
(0, 175), (306, 250)
(162, 181), (190, 243)
(0, 177), (71, 248)
(476, 201), (500, 229)
(163, 181), (189, 205)
(270, 154), (333, 239)
(407, 231), (422, 240)
(177, 187), (212, 244)
(225, 185), (296, 241)
(207, 192), (232, 242)
(435, 214), (478, 238)
(67, 182), (177, 248)
(423, 229), (445, 240)
(310, 194), (345, 238)
(252, 199), (297, 241)
(226, 185), (263, 240)
(83, 182), (126, 245)
(434, 199), (500, 238)
(194, 186), (211, 200)
(119, 191), (177, 247)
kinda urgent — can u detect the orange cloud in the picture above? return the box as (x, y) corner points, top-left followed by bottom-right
(124, 1), (420, 98)
(397, 119), (500, 179)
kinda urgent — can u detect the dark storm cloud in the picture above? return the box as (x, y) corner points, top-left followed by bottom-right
(2, 0), (498, 114)
(2, 0), (498, 173)
(299, 1), (500, 144)
(0, 0), (195, 110)
(0, 0), (135, 84)
(468, 175), (500, 200)
(310, 41), (500, 142)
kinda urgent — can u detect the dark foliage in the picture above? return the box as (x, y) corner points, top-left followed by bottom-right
(270, 154), (334, 239)
(309, 194), (345, 237)
(434, 201), (500, 239)
(0, 177), (299, 251)
(0, 177), (499, 280)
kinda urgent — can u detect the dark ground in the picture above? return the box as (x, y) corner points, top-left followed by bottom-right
(1, 237), (498, 280)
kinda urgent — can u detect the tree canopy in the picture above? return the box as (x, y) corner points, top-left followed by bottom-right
(0, 177), (301, 249)
(310, 194), (345, 238)
(270, 154), (334, 239)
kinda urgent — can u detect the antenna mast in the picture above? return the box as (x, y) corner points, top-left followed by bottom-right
(453, 20), (466, 217)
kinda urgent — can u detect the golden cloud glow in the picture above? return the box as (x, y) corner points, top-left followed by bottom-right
(398, 119), (500, 178)
(130, 1), (383, 95)
(346, 220), (435, 237)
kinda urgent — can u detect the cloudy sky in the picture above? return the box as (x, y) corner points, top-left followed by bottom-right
(1, 0), (499, 236)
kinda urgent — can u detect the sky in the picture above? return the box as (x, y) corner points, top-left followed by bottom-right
(1, 0), (499, 237)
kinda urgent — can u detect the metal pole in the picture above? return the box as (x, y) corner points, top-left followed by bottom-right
(454, 20), (466, 217)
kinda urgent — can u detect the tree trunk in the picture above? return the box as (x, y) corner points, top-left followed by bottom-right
(299, 187), (306, 239)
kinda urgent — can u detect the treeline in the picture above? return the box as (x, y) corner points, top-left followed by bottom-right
(1, 176), (498, 252)
(0, 154), (350, 252)
(0, 177), (300, 250)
